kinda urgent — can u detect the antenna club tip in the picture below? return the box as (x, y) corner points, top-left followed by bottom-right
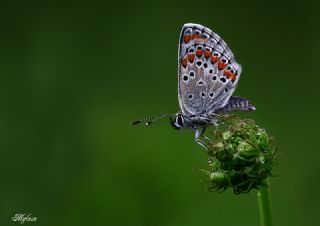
(131, 120), (141, 126)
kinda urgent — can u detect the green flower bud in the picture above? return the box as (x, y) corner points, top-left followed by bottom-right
(209, 171), (229, 192)
(198, 115), (277, 194)
(222, 131), (232, 140)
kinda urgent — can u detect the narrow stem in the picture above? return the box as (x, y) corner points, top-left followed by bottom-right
(257, 180), (273, 226)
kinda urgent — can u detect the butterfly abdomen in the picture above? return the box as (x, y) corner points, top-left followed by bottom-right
(216, 96), (256, 113)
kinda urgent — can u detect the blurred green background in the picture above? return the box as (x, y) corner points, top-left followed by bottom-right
(1, 0), (319, 225)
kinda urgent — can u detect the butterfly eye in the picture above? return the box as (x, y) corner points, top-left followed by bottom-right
(176, 115), (183, 126)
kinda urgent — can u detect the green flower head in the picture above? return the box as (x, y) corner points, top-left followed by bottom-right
(199, 116), (277, 194)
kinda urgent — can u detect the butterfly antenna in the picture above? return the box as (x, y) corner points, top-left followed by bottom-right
(131, 113), (175, 126)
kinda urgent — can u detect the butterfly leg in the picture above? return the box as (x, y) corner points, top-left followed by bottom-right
(202, 134), (213, 143)
(195, 127), (211, 151)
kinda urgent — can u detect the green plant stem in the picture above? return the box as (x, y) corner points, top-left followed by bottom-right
(257, 180), (273, 226)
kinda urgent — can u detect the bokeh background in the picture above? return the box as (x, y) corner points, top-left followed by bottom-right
(1, 0), (320, 225)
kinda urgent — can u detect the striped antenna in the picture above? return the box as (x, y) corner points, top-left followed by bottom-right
(131, 113), (175, 126)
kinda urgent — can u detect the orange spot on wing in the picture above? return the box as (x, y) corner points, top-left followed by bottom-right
(188, 54), (195, 62)
(181, 57), (187, 67)
(205, 51), (212, 58)
(211, 56), (220, 63)
(224, 70), (231, 77)
(229, 71), (236, 79)
(184, 35), (191, 43)
(218, 62), (227, 70)
(196, 50), (203, 57)
(192, 33), (201, 39)
(192, 35), (208, 42)
(231, 74), (237, 81)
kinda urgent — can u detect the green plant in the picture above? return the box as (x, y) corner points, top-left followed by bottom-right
(198, 115), (277, 226)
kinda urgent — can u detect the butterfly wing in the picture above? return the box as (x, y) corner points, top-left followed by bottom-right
(178, 23), (242, 117)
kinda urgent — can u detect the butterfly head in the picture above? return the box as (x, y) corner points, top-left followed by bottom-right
(170, 113), (187, 130)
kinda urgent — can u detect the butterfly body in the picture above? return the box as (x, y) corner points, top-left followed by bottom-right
(132, 23), (255, 149)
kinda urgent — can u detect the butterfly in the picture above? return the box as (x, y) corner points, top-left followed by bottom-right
(132, 23), (255, 149)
